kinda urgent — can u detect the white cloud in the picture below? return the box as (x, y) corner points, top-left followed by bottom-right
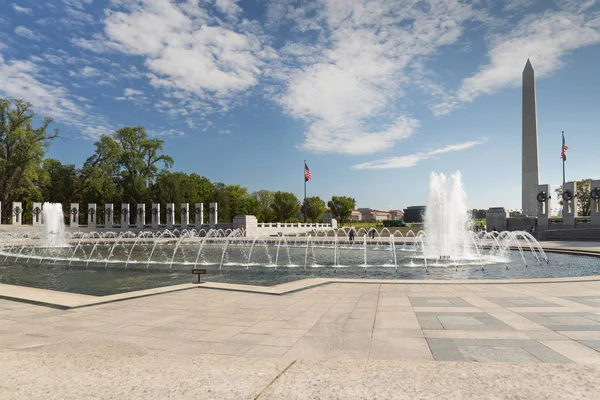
(274, 0), (481, 154)
(116, 87), (147, 104)
(71, 37), (115, 53)
(0, 54), (82, 123)
(65, 6), (94, 23)
(433, 11), (600, 115)
(63, 0), (93, 9)
(15, 26), (43, 41)
(214, 0), (242, 19)
(124, 88), (143, 96)
(12, 4), (33, 14)
(556, 0), (597, 12)
(74, 0), (269, 116)
(503, 0), (537, 12)
(43, 51), (79, 65)
(149, 128), (185, 137)
(0, 54), (113, 140)
(303, 117), (420, 155)
(352, 140), (485, 170)
(69, 66), (102, 78)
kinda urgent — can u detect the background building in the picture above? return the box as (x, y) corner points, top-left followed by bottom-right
(357, 208), (392, 222)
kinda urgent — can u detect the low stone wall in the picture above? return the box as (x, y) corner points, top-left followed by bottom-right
(507, 217), (536, 232)
(239, 216), (337, 237)
(539, 227), (600, 241)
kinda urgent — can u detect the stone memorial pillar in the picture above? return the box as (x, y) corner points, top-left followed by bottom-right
(181, 203), (189, 229)
(166, 203), (175, 229)
(485, 207), (508, 232)
(121, 203), (130, 230)
(151, 203), (160, 229)
(591, 180), (600, 227)
(233, 215), (257, 237)
(70, 203), (79, 227)
(195, 203), (203, 229)
(536, 184), (550, 229)
(32, 202), (42, 226)
(88, 204), (97, 228)
(209, 202), (218, 229)
(562, 181), (577, 227)
(105, 204), (114, 228)
(12, 202), (23, 225)
(137, 204), (145, 229)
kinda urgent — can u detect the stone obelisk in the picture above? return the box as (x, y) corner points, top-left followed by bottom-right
(522, 59), (539, 215)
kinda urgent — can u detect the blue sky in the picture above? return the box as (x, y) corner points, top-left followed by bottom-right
(1, 0), (599, 212)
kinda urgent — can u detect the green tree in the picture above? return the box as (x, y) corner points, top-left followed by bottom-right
(211, 183), (254, 222)
(85, 126), (173, 204)
(242, 194), (261, 218)
(469, 209), (487, 219)
(304, 196), (326, 222)
(253, 190), (275, 222)
(150, 172), (214, 223)
(0, 99), (58, 222)
(327, 196), (354, 224)
(271, 191), (300, 222)
(78, 135), (122, 206)
(39, 158), (78, 203)
(554, 179), (592, 216)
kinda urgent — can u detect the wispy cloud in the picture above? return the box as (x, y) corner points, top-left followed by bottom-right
(15, 26), (43, 41)
(273, 0), (483, 155)
(73, 0), (271, 118)
(12, 3), (33, 14)
(352, 140), (486, 170)
(432, 10), (600, 116)
(503, 0), (537, 12)
(123, 88), (143, 96)
(115, 88), (146, 103)
(148, 128), (186, 138)
(69, 66), (101, 78)
(0, 54), (113, 139)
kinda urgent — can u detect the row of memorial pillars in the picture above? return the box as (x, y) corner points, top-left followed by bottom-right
(537, 181), (600, 228)
(11, 202), (219, 229)
(86, 202), (219, 230)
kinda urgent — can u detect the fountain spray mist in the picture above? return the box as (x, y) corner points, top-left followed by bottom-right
(424, 172), (473, 260)
(41, 203), (68, 247)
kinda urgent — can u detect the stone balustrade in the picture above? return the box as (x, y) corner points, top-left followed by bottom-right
(0, 202), (337, 237)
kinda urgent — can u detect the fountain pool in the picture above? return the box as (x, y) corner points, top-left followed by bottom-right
(0, 173), (598, 296)
(0, 233), (598, 295)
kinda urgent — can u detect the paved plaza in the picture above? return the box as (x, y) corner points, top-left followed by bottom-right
(4, 278), (600, 398)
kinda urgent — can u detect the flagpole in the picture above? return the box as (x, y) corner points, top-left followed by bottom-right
(562, 131), (566, 187)
(303, 160), (307, 223)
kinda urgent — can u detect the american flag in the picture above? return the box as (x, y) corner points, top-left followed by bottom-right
(560, 131), (568, 160)
(304, 162), (312, 182)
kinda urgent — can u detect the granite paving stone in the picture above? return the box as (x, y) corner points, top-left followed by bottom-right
(4, 278), (600, 373)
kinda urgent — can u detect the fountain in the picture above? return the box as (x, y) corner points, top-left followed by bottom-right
(41, 202), (68, 248)
(0, 172), (597, 296)
(424, 171), (472, 260)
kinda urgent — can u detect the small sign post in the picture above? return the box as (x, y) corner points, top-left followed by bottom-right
(192, 269), (206, 284)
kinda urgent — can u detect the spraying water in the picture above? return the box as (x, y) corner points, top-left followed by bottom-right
(41, 203), (68, 247)
(424, 172), (472, 260)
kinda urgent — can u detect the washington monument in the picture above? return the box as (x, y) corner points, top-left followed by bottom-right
(522, 59), (539, 215)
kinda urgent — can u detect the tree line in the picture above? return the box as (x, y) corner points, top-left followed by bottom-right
(0, 99), (356, 224)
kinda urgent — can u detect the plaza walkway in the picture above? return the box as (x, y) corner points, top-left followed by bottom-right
(3, 280), (600, 398)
